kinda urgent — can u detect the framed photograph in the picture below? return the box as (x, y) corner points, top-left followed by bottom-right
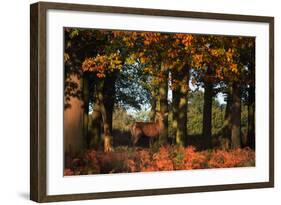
(30, 1), (274, 202)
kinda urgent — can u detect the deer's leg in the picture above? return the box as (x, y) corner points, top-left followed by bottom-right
(133, 129), (143, 148)
(149, 137), (154, 148)
(130, 125), (139, 147)
(132, 133), (141, 147)
(130, 127), (135, 147)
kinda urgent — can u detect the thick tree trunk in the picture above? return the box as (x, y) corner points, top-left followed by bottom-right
(96, 78), (112, 152)
(150, 88), (157, 121)
(89, 103), (102, 149)
(176, 67), (189, 147)
(231, 82), (242, 149)
(220, 89), (232, 150)
(176, 95), (188, 146)
(159, 62), (169, 145)
(224, 91), (232, 134)
(89, 74), (116, 151)
(64, 74), (85, 157)
(104, 73), (117, 134)
(82, 75), (90, 147)
(202, 80), (213, 149)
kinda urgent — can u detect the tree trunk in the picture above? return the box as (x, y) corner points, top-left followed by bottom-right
(172, 86), (179, 144)
(150, 88), (157, 121)
(96, 78), (112, 152)
(176, 66), (189, 147)
(64, 74), (84, 157)
(224, 91), (232, 134)
(247, 86), (255, 149)
(159, 62), (169, 145)
(104, 73), (117, 134)
(247, 63), (255, 149)
(89, 103), (102, 149)
(231, 82), (242, 149)
(82, 75), (90, 147)
(176, 95), (188, 146)
(202, 80), (213, 149)
(220, 88), (232, 150)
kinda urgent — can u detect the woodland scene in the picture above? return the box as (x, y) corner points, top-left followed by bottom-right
(63, 28), (255, 176)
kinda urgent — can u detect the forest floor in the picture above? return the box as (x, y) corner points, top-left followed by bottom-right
(64, 145), (255, 176)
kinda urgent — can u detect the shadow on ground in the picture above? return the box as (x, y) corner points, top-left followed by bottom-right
(18, 192), (29, 200)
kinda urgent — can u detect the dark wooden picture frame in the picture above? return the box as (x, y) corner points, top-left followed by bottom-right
(30, 1), (274, 202)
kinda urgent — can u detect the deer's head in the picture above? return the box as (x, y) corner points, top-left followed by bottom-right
(155, 112), (168, 122)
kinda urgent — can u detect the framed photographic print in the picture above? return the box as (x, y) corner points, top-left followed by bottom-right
(30, 1), (274, 202)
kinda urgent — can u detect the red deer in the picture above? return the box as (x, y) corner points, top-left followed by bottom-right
(130, 112), (168, 147)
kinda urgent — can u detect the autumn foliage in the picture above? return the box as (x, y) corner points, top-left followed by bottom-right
(64, 146), (255, 176)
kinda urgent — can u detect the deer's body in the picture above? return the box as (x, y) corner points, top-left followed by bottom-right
(130, 113), (166, 146)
